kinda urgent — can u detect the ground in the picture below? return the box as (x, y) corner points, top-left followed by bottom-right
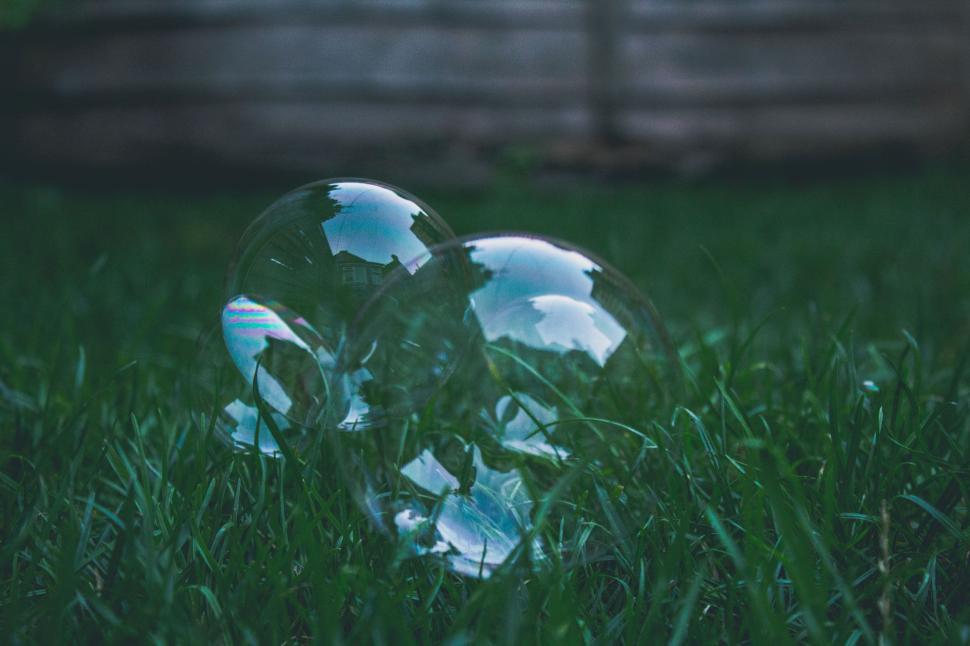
(1, 165), (968, 643)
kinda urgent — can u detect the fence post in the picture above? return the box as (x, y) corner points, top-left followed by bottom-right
(963, 0), (970, 144)
(585, 0), (623, 145)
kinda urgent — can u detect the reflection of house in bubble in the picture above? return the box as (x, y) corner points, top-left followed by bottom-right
(334, 251), (382, 287)
(409, 212), (443, 253)
(587, 267), (637, 336)
(333, 250), (404, 295)
(587, 265), (660, 378)
(329, 211), (439, 295)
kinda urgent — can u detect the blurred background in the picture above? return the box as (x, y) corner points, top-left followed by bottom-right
(3, 0), (969, 185)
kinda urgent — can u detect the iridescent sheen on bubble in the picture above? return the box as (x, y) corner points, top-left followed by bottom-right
(222, 295), (334, 419)
(192, 295), (335, 455)
(334, 234), (675, 577)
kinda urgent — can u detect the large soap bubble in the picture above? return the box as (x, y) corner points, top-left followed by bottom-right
(333, 234), (676, 577)
(197, 179), (455, 453)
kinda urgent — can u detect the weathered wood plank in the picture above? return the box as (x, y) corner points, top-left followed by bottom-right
(618, 31), (964, 103)
(10, 100), (960, 187)
(12, 25), (588, 102)
(46, 0), (966, 31)
(12, 25), (961, 106)
(618, 102), (964, 148)
(12, 102), (592, 161)
(43, 0), (589, 31)
(626, 0), (965, 31)
(14, 100), (959, 159)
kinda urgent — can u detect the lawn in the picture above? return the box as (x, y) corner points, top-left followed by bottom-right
(1, 165), (968, 643)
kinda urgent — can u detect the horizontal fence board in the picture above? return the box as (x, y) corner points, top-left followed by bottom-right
(618, 103), (964, 149)
(13, 26), (962, 105)
(14, 25), (588, 99)
(618, 31), (964, 100)
(13, 102), (593, 160)
(47, 0), (589, 31)
(620, 31), (964, 82)
(15, 100), (960, 160)
(625, 0), (966, 30)
(48, 0), (966, 31)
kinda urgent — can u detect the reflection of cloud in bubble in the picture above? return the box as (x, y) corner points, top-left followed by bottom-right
(531, 295), (624, 367)
(397, 446), (539, 577)
(222, 399), (286, 455)
(469, 237), (599, 310)
(467, 237), (629, 367)
(321, 183), (431, 274)
(222, 296), (313, 414)
(475, 294), (626, 367)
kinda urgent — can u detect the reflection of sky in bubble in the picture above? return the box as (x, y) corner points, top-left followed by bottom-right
(221, 295), (331, 418)
(222, 399), (286, 456)
(337, 368), (375, 431)
(223, 296), (309, 414)
(398, 446), (539, 577)
(493, 393), (570, 459)
(468, 238), (628, 366)
(469, 237), (598, 306)
(321, 183), (430, 274)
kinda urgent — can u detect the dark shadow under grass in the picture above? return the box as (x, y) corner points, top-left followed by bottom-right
(0, 165), (968, 643)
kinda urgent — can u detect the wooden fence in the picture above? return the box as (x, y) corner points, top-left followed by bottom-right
(4, 0), (969, 183)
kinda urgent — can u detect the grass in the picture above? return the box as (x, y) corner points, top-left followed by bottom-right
(1, 165), (968, 643)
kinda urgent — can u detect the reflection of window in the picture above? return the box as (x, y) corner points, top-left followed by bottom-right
(341, 265), (356, 285)
(340, 264), (381, 286)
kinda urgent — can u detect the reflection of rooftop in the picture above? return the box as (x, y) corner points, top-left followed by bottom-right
(588, 267), (636, 333)
(333, 250), (402, 289)
(409, 212), (440, 251)
(320, 191), (436, 271)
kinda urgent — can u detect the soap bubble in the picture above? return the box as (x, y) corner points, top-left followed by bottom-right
(333, 234), (676, 577)
(226, 179), (454, 356)
(197, 179), (454, 453)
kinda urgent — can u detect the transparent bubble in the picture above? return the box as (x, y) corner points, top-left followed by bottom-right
(333, 234), (676, 577)
(197, 179), (454, 453)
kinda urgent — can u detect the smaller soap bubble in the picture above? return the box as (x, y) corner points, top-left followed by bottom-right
(196, 179), (455, 454)
(225, 179), (455, 365)
(333, 234), (676, 577)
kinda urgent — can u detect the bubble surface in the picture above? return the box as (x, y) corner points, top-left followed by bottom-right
(198, 179), (454, 453)
(334, 234), (675, 577)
